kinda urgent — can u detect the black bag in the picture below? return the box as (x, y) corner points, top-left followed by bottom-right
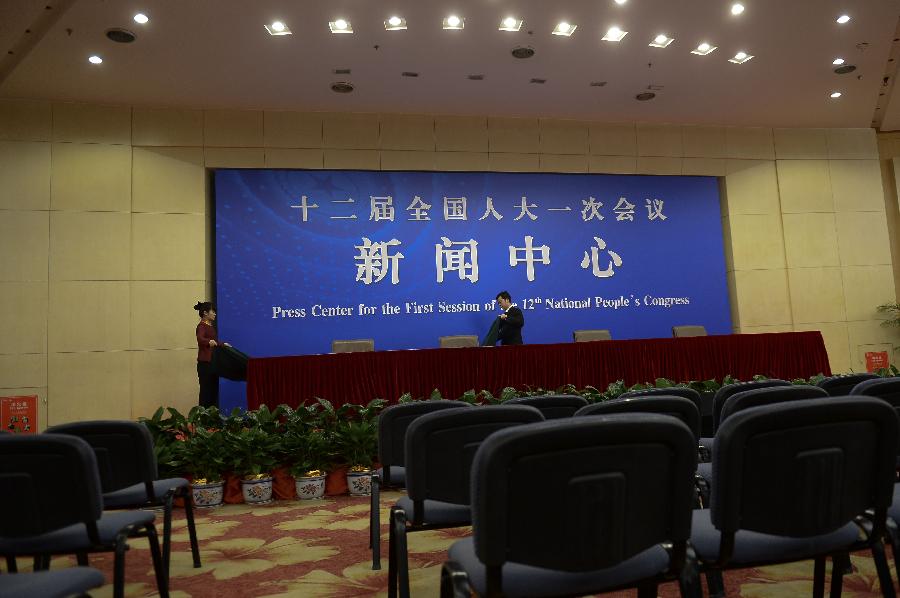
(211, 345), (249, 381)
(481, 317), (500, 346)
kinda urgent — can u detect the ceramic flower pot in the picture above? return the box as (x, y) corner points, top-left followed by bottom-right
(295, 471), (327, 500)
(191, 479), (225, 508)
(240, 475), (274, 504)
(346, 469), (373, 496)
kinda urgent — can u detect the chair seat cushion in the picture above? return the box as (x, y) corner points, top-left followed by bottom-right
(0, 510), (155, 554)
(696, 462), (712, 484)
(888, 484), (900, 523)
(0, 567), (106, 598)
(690, 509), (861, 566)
(378, 466), (406, 487)
(448, 537), (670, 597)
(103, 478), (188, 508)
(395, 496), (470, 527)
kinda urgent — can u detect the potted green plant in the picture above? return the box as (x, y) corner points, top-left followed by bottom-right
(286, 430), (331, 500)
(178, 427), (228, 507)
(332, 419), (377, 496)
(227, 427), (279, 504)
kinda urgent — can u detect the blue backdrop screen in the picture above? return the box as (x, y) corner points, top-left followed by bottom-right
(214, 169), (730, 408)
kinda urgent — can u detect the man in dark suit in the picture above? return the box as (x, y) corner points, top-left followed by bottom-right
(496, 290), (524, 345)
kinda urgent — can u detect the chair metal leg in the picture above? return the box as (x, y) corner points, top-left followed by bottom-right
(179, 486), (202, 568)
(705, 569), (725, 598)
(162, 488), (175, 576)
(830, 554), (847, 598)
(371, 473), (381, 570)
(388, 506), (400, 598)
(871, 540), (897, 598)
(887, 519), (900, 584)
(4, 556), (16, 573)
(678, 545), (704, 598)
(396, 509), (411, 598)
(145, 523), (170, 598)
(813, 556), (826, 598)
(637, 580), (659, 598)
(440, 561), (471, 598)
(76, 552), (89, 567)
(113, 532), (128, 598)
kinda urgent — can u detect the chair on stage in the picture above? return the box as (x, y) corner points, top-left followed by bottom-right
(505, 394), (588, 419)
(573, 329), (612, 342)
(388, 405), (544, 598)
(0, 434), (168, 598)
(332, 339), (375, 353)
(672, 325), (707, 338)
(0, 567), (105, 598)
(817, 372), (879, 396)
(440, 414), (699, 598)
(369, 400), (472, 570)
(439, 335), (479, 348)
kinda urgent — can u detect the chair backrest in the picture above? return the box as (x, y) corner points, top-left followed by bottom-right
(619, 386), (702, 415)
(46, 420), (157, 495)
(573, 329), (612, 342)
(439, 335), (479, 348)
(719, 385), (828, 425)
(332, 339), (374, 353)
(0, 435), (103, 540)
(404, 405), (544, 510)
(575, 395), (701, 440)
(377, 400), (471, 471)
(672, 325), (707, 338)
(712, 379), (791, 432)
(505, 395), (588, 419)
(710, 397), (897, 548)
(817, 373), (879, 396)
(471, 414), (696, 586)
(851, 377), (900, 408)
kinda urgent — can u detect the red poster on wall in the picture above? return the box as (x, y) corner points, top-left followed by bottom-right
(865, 351), (890, 373)
(0, 395), (38, 434)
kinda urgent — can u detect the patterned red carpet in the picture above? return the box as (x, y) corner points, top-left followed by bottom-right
(24, 491), (896, 597)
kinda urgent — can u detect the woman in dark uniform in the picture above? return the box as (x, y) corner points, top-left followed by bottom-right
(194, 301), (228, 407)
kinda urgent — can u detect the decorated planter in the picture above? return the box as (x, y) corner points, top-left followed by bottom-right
(191, 479), (225, 508)
(241, 475), (274, 504)
(346, 468), (373, 496)
(295, 470), (327, 500)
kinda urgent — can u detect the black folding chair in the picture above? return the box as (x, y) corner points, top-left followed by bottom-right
(699, 379), (792, 459)
(816, 372), (879, 396)
(505, 394), (588, 419)
(619, 386), (703, 416)
(576, 395), (700, 440)
(441, 414), (699, 598)
(0, 566), (105, 598)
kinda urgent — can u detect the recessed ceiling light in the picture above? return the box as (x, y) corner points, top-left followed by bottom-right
(443, 15), (464, 30)
(499, 17), (523, 32)
(731, 3), (745, 15)
(133, 13), (149, 24)
(88, 55), (102, 64)
(552, 22), (577, 36)
(614, 0), (628, 4)
(385, 16), (407, 31)
(649, 34), (674, 48)
(329, 19), (353, 33)
(265, 21), (292, 35)
(830, 91), (842, 98)
(833, 58), (845, 65)
(728, 51), (753, 64)
(836, 14), (851, 24)
(691, 42), (717, 55)
(602, 26), (628, 42)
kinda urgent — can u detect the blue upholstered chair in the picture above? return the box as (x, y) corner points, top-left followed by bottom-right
(619, 387), (703, 420)
(816, 372), (879, 396)
(505, 394), (588, 419)
(575, 395), (700, 440)
(0, 567), (105, 598)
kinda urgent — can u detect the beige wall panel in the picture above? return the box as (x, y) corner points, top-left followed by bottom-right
(739, 324), (795, 334)
(835, 211), (893, 266)
(131, 349), (198, 418)
(203, 110), (263, 147)
(0, 211), (46, 283)
(726, 270), (740, 327)
(841, 265), (897, 321)
(682, 158), (726, 176)
(133, 147), (205, 213)
(48, 351), (132, 424)
(488, 118), (540, 153)
(682, 126), (725, 158)
(589, 155), (637, 174)
(636, 124), (683, 157)
(323, 113), (379, 149)
(723, 160), (780, 215)
(264, 112), (323, 148)
(380, 151), (436, 171)
(728, 214), (786, 270)
(828, 160), (884, 213)
(52, 103), (131, 145)
(48, 281), (130, 352)
(323, 149), (379, 170)
(0, 99), (51, 141)
(636, 157), (682, 175)
(847, 321), (900, 370)
(132, 213), (205, 280)
(51, 143), (131, 212)
(589, 123), (637, 156)
(132, 108), (203, 146)
(0, 141), (50, 210)
(777, 160), (834, 213)
(379, 115), (434, 151)
(434, 116), (488, 152)
(0, 282), (47, 354)
(827, 128), (878, 159)
(540, 120), (589, 155)
(489, 153), (540, 172)
(725, 127), (775, 160)
(131, 281), (206, 350)
(434, 152), (490, 171)
(0, 354), (46, 389)
(204, 148), (265, 168)
(0, 388), (47, 431)
(773, 128), (828, 159)
(781, 213), (840, 268)
(540, 154), (589, 173)
(787, 268), (846, 324)
(794, 321), (850, 373)
(721, 216), (734, 273)
(264, 148), (324, 169)
(49, 212), (130, 280)
(732, 269), (793, 327)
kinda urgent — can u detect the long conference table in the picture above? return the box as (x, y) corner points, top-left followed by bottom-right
(246, 331), (832, 410)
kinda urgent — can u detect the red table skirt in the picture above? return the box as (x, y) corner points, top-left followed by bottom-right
(246, 332), (832, 410)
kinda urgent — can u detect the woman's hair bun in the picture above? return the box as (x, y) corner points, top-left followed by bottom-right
(194, 301), (203, 311)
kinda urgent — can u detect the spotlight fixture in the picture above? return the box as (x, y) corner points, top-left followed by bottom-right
(728, 51), (753, 64)
(329, 19), (353, 33)
(649, 34), (674, 48)
(836, 14), (851, 24)
(384, 16), (407, 31)
(133, 13), (149, 24)
(615, 0), (628, 4)
(602, 26), (628, 42)
(731, 3), (745, 15)
(690, 42), (717, 55)
(443, 15), (464, 30)
(499, 17), (523, 32)
(88, 55), (102, 64)
(265, 21), (292, 35)
(830, 91), (842, 98)
(552, 22), (577, 36)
